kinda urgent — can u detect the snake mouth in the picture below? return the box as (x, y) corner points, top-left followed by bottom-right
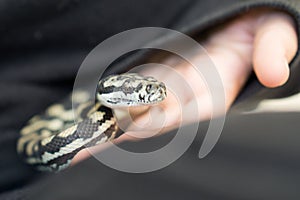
(108, 97), (142, 107)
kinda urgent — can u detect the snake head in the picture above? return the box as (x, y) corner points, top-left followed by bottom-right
(96, 73), (167, 107)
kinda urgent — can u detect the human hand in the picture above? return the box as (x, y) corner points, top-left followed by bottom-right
(73, 8), (298, 164)
(125, 7), (298, 131)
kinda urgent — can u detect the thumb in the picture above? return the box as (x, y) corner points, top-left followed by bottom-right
(253, 11), (298, 88)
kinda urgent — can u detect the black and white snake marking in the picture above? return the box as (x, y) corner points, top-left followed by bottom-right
(17, 73), (167, 172)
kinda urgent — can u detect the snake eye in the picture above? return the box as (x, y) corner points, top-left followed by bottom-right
(146, 84), (153, 93)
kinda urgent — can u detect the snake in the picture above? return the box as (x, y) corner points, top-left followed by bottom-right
(17, 73), (167, 172)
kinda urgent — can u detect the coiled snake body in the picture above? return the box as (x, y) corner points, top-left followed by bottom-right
(17, 73), (167, 172)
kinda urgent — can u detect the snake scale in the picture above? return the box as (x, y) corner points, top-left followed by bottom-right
(17, 73), (167, 172)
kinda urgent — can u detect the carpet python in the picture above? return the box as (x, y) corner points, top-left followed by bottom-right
(17, 73), (167, 172)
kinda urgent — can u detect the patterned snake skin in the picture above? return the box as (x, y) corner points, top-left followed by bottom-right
(17, 73), (167, 172)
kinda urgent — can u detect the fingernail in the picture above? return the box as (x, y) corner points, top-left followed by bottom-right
(279, 59), (290, 86)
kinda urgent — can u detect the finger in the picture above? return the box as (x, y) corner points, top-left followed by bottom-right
(126, 89), (181, 134)
(253, 11), (298, 87)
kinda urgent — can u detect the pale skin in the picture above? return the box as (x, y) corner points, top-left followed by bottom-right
(72, 8), (298, 164)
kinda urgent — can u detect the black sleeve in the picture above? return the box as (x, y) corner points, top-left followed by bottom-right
(1, 0), (300, 199)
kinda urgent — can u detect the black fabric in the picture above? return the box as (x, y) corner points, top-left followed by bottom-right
(26, 113), (300, 200)
(0, 0), (300, 199)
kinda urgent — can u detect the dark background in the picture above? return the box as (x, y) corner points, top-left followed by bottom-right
(0, 0), (300, 199)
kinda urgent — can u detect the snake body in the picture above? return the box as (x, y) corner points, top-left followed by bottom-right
(17, 73), (167, 172)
